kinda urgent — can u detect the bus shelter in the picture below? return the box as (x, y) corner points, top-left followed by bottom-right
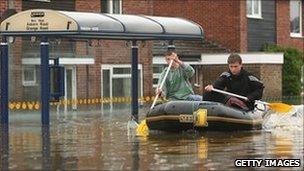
(0, 9), (203, 125)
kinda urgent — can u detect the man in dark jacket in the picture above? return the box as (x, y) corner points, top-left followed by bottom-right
(203, 53), (264, 111)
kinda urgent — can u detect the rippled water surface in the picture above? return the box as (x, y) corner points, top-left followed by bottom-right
(0, 105), (303, 170)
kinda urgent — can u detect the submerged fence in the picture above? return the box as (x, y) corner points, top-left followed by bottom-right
(6, 96), (302, 111)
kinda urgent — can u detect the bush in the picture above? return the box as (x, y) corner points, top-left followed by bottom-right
(262, 44), (304, 96)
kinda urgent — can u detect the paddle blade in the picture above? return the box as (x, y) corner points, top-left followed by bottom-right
(268, 103), (293, 113)
(136, 119), (149, 136)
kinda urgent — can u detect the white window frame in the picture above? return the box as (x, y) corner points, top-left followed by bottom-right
(290, 0), (302, 37)
(106, 0), (122, 14)
(101, 64), (143, 106)
(64, 66), (77, 111)
(247, 0), (262, 19)
(22, 65), (37, 86)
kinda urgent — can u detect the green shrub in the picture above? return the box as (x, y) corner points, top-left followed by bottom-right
(262, 44), (304, 96)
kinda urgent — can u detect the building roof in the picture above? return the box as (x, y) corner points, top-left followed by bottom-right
(0, 9), (204, 40)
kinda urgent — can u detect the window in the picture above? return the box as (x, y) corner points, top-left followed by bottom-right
(247, 0), (262, 19)
(290, 0), (302, 37)
(22, 65), (37, 86)
(101, 64), (143, 109)
(101, 0), (122, 14)
(152, 65), (166, 88)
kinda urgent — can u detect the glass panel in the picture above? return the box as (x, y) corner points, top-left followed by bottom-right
(153, 65), (165, 73)
(62, 69), (73, 111)
(50, 67), (58, 97)
(113, 77), (131, 109)
(111, 69), (141, 109)
(112, 0), (121, 14)
(113, 68), (131, 74)
(66, 69), (72, 100)
(22, 65), (39, 100)
(102, 69), (111, 110)
(101, 0), (109, 13)
(253, 0), (259, 15)
(290, 0), (301, 34)
(113, 78), (131, 97)
(138, 69), (142, 97)
(247, 0), (252, 15)
(102, 70), (110, 97)
(153, 78), (159, 85)
(23, 66), (35, 82)
(21, 38), (93, 59)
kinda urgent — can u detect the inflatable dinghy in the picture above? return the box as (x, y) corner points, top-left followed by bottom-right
(146, 101), (265, 132)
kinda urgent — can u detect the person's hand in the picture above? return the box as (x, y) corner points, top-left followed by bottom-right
(171, 53), (182, 65)
(155, 88), (162, 96)
(225, 97), (249, 111)
(204, 85), (214, 92)
(171, 53), (178, 61)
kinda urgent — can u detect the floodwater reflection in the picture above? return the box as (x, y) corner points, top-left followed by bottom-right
(42, 126), (51, 170)
(0, 124), (9, 171)
(0, 106), (303, 170)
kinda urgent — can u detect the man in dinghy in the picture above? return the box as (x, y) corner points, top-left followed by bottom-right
(204, 53), (264, 111)
(156, 51), (202, 101)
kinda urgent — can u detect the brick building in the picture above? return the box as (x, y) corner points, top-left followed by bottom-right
(1, 0), (303, 110)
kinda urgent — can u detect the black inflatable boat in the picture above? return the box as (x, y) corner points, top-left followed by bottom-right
(146, 101), (265, 132)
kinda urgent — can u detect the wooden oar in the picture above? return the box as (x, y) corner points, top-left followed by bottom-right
(136, 60), (174, 136)
(150, 59), (173, 109)
(212, 88), (293, 113)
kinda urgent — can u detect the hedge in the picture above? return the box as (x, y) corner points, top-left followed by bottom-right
(262, 44), (303, 96)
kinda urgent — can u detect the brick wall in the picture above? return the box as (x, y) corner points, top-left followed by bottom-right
(0, 0), (7, 16)
(277, 0), (304, 52)
(260, 64), (282, 98)
(10, 37), (23, 101)
(6, 0), (23, 101)
(75, 0), (101, 99)
(239, 0), (248, 52)
(123, 0), (153, 14)
(152, 0), (247, 52)
(75, 0), (100, 12)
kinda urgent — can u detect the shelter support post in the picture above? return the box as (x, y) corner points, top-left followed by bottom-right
(131, 40), (138, 122)
(40, 36), (50, 125)
(0, 37), (9, 125)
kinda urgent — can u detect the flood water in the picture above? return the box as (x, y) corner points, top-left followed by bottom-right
(0, 105), (303, 170)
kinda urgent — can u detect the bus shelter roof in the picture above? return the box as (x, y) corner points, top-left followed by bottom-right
(0, 9), (204, 40)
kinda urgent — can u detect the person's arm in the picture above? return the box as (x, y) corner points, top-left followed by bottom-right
(172, 53), (194, 78)
(246, 75), (264, 101)
(204, 72), (228, 92)
(213, 72), (229, 90)
(180, 63), (195, 78)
